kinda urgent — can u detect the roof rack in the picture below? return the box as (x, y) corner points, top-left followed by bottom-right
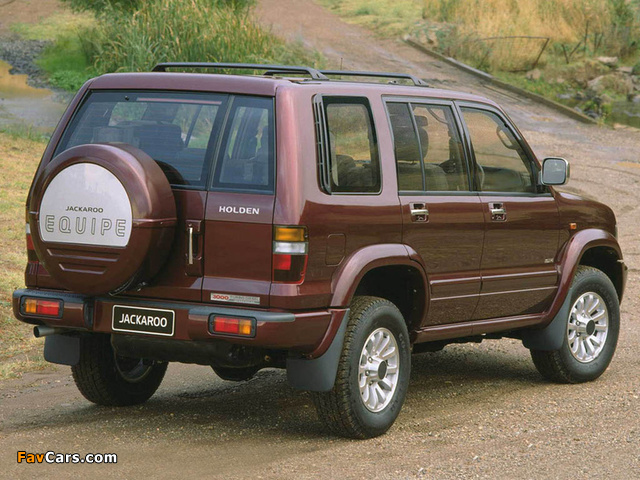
(320, 69), (429, 87)
(151, 62), (328, 80)
(150, 62), (429, 87)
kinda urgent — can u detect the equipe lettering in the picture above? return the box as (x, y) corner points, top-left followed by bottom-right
(59, 216), (71, 234)
(101, 219), (112, 235)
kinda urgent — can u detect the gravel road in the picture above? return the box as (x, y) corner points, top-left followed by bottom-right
(1, 1), (639, 478)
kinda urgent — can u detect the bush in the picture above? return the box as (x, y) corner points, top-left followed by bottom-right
(61, 0), (142, 13)
(88, 0), (318, 73)
(62, 0), (255, 14)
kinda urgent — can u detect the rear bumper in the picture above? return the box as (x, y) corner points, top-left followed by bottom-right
(12, 288), (346, 357)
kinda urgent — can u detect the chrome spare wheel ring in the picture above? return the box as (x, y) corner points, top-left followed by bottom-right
(358, 327), (400, 412)
(567, 292), (609, 363)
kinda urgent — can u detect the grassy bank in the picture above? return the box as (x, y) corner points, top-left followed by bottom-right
(320, 0), (640, 122)
(0, 132), (49, 379)
(13, 0), (323, 92)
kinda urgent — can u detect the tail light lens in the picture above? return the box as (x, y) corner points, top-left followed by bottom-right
(273, 226), (308, 283)
(22, 297), (62, 317)
(209, 316), (255, 337)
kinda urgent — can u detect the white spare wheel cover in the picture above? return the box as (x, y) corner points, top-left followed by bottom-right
(39, 163), (133, 247)
(29, 143), (177, 296)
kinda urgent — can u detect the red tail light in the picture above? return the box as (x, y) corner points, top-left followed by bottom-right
(210, 316), (255, 337)
(22, 297), (62, 317)
(272, 226), (308, 284)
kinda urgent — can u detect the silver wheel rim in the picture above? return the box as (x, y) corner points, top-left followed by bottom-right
(567, 292), (609, 363)
(115, 355), (153, 383)
(358, 327), (400, 412)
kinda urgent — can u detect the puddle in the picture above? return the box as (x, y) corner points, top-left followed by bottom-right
(609, 101), (640, 129)
(0, 59), (67, 130)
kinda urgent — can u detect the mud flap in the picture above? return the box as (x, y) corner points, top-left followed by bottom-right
(286, 312), (349, 392)
(521, 286), (573, 351)
(44, 334), (80, 366)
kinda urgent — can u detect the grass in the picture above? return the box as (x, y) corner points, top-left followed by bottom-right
(319, 0), (423, 38)
(90, 0), (322, 74)
(0, 132), (49, 379)
(12, 0), (323, 92)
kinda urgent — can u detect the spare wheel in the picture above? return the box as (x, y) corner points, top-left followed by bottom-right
(29, 143), (177, 296)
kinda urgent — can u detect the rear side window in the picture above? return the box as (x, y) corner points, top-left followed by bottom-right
(387, 101), (469, 192)
(56, 91), (275, 192)
(315, 96), (380, 193)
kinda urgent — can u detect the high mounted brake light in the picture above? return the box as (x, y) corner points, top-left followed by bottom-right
(273, 226), (308, 284)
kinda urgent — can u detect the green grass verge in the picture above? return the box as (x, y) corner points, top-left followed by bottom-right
(12, 12), (98, 92)
(0, 132), (49, 379)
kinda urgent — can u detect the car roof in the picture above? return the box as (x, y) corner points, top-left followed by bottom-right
(88, 72), (499, 108)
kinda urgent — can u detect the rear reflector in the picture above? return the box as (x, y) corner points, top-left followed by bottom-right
(22, 297), (62, 317)
(26, 222), (38, 262)
(209, 316), (255, 337)
(273, 226), (308, 284)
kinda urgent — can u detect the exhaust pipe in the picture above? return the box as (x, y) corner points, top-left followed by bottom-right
(33, 326), (65, 338)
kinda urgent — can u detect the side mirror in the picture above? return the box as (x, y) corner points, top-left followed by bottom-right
(540, 157), (569, 186)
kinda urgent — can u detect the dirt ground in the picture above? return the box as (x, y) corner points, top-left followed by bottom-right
(1, 0), (640, 478)
(0, 0), (61, 35)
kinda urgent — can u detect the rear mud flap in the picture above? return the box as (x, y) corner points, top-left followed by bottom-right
(286, 312), (349, 392)
(44, 334), (80, 366)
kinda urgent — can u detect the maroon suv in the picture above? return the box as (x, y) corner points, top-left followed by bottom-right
(12, 63), (627, 438)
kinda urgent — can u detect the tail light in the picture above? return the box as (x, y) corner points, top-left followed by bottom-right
(209, 316), (255, 337)
(26, 222), (38, 262)
(272, 226), (308, 284)
(22, 297), (62, 317)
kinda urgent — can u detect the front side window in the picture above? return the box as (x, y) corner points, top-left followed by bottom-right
(388, 101), (469, 192)
(460, 108), (536, 193)
(316, 97), (380, 193)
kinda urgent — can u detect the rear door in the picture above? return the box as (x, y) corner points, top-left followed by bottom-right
(202, 96), (276, 308)
(386, 99), (485, 326)
(458, 104), (560, 319)
(53, 90), (231, 302)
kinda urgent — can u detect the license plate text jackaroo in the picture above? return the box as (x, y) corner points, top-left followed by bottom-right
(112, 305), (175, 336)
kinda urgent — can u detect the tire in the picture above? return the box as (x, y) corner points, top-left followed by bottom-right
(311, 296), (411, 439)
(531, 266), (620, 384)
(212, 366), (260, 382)
(72, 334), (168, 406)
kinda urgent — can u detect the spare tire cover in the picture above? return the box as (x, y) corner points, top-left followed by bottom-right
(29, 143), (177, 296)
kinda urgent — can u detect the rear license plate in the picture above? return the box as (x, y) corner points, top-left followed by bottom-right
(112, 305), (175, 336)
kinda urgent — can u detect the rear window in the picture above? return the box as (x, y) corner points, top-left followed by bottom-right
(56, 91), (275, 192)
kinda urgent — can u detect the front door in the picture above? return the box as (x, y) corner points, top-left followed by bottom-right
(386, 100), (484, 325)
(458, 105), (560, 320)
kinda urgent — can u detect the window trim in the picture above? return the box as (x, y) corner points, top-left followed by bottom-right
(313, 95), (382, 196)
(455, 101), (551, 196)
(383, 97), (474, 196)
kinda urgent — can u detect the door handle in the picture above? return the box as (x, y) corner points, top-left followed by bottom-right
(489, 202), (507, 221)
(185, 220), (203, 276)
(410, 203), (429, 222)
(187, 226), (194, 265)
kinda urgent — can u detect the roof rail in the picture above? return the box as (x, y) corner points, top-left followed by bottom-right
(151, 62), (329, 80)
(320, 69), (429, 87)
